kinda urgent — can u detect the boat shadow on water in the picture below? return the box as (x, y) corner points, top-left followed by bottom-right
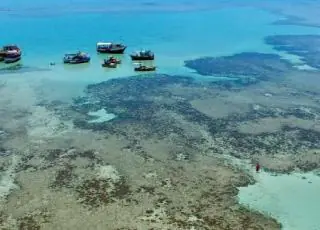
(62, 62), (91, 72)
(97, 53), (124, 61)
(0, 62), (51, 75)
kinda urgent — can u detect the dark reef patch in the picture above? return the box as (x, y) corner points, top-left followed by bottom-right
(65, 73), (320, 173)
(71, 75), (201, 133)
(42, 148), (102, 169)
(16, 209), (51, 230)
(18, 215), (41, 230)
(75, 177), (131, 208)
(216, 125), (320, 157)
(265, 35), (320, 69)
(184, 52), (294, 82)
(50, 163), (75, 189)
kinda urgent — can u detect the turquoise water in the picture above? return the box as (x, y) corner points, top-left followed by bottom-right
(238, 171), (320, 230)
(1, 5), (320, 87)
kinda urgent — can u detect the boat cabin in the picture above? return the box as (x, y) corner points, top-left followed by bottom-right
(97, 42), (113, 49)
(137, 50), (153, 57)
(2, 45), (20, 51)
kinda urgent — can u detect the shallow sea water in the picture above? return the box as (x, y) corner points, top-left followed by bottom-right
(238, 171), (320, 230)
(1, 0), (320, 228)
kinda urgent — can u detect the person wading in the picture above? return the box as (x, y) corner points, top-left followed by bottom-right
(256, 163), (261, 172)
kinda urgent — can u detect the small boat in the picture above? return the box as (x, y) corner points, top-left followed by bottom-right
(102, 62), (117, 68)
(0, 45), (21, 58)
(130, 50), (154, 61)
(134, 65), (156, 72)
(102, 56), (121, 68)
(63, 52), (90, 64)
(96, 42), (126, 54)
(0, 45), (22, 64)
(105, 56), (121, 64)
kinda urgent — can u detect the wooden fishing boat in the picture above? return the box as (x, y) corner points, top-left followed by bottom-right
(0, 45), (21, 58)
(134, 65), (156, 72)
(102, 62), (117, 68)
(101, 57), (121, 68)
(96, 42), (126, 54)
(63, 52), (90, 64)
(105, 56), (121, 64)
(130, 50), (154, 61)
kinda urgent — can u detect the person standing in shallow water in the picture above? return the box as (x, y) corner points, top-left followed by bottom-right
(256, 163), (260, 172)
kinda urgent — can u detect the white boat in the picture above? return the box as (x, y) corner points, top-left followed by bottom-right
(96, 42), (126, 54)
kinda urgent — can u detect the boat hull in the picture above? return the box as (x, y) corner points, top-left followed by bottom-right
(102, 63), (117, 68)
(4, 56), (21, 64)
(134, 66), (156, 72)
(64, 57), (90, 64)
(97, 47), (126, 54)
(104, 59), (121, 64)
(130, 55), (154, 61)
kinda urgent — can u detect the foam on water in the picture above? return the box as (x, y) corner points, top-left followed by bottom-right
(238, 171), (320, 230)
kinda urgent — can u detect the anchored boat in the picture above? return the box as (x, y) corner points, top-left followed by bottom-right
(106, 56), (121, 64)
(0, 45), (21, 57)
(134, 64), (156, 72)
(96, 42), (126, 54)
(102, 56), (121, 68)
(130, 50), (154, 61)
(102, 62), (117, 68)
(63, 52), (90, 64)
(0, 45), (22, 64)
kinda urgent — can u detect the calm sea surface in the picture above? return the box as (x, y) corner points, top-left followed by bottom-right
(1, 1), (320, 86)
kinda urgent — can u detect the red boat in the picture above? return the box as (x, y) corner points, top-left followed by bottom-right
(101, 56), (121, 68)
(106, 56), (121, 64)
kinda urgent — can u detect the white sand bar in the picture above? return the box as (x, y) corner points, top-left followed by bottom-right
(238, 171), (320, 230)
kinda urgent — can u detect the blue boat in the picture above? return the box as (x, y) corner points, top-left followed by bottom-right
(63, 52), (90, 64)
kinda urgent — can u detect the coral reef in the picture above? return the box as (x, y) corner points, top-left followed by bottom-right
(68, 73), (320, 173)
(265, 35), (320, 69)
(184, 52), (294, 82)
(76, 176), (130, 208)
